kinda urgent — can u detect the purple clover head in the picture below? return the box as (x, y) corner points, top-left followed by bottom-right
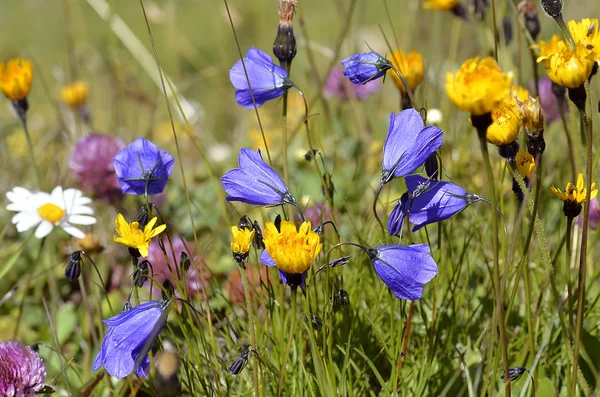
(0, 341), (46, 396)
(92, 301), (169, 379)
(341, 52), (392, 85)
(112, 138), (175, 195)
(221, 148), (293, 206)
(368, 244), (438, 300)
(381, 109), (443, 184)
(229, 47), (293, 108)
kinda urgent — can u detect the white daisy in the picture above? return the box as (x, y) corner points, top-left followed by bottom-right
(6, 186), (96, 239)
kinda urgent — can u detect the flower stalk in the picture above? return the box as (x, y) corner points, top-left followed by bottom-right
(277, 286), (297, 397)
(240, 265), (260, 397)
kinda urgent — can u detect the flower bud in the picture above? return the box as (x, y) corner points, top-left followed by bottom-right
(65, 251), (82, 281)
(133, 260), (150, 287)
(273, 0), (297, 71)
(540, 0), (562, 19)
(180, 251), (191, 271)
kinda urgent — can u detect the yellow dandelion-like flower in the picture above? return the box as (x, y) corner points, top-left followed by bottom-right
(507, 151), (536, 180)
(446, 57), (513, 116)
(113, 213), (166, 257)
(531, 35), (563, 58)
(263, 220), (322, 275)
(485, 102), (522, 146)
(568, 18), (600, 61)
(537, 41), (596, 88)
(0, 58), (33, 101)
(387, 50), (424, 94)
(61, 80), (89, 108)
(551, 172), (598, 218)
(231, 225), (255, 262)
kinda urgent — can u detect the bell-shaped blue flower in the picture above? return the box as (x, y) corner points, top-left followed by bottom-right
(221, 148), (294, 206)
(341, 52), (392, 85)
(229, 47), (293, 108)
(381, 109), (443, 185)
(113, 138), (175, 195)
(388, 175), (481, 234)
(367, 244), (438, 300)
(92, 300), (169, 379)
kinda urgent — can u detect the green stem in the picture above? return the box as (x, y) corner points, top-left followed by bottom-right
(240, 265), (260, 397)
(282, 90), (289, 186)
(277, 287), (297, 397)
(571, 80), (594, 397)
(21, 118), (41, 189)
(477, 133), (510, 396)
(565, 216), (574, 330)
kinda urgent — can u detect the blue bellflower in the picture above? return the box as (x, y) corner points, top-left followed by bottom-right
(113, 138), (175, 195)
(229, 47), (293, 108)
(367, 244), (438, 300)
(341, 52), (392, 85)
(221, 148), (294, 206)
(92, 300), (169, 379)
(260, 249), (307, 288)
(387, 175), (480, 234)
(381, 109), (443, 185)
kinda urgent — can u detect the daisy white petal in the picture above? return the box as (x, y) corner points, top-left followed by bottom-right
(35, 222), (54, 239)
(61, 224), (85, 239)
(68, 215), (97, 225)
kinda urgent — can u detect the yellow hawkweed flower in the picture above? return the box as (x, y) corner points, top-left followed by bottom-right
(568, 18), (600, 61)
(508, 151), (535, 180)
(387, 50), (424, 94)
(551, 173), (598, 204)
(537, 41), (596, 88)
(61, 80), (89, 108)
(113, 213), (166, 257)
(423, 0), (459, 10)
(485, 102), (522, 146)
(231, 226), (255, 263)
(446, 57), (513, 116)
(532, 35), (562, 58)
(0, 58), (33, 100)
(263, 220), (322, 275)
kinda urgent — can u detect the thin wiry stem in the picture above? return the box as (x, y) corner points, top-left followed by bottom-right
(277, 287), (297, 397)
(240, 264), (260, 397)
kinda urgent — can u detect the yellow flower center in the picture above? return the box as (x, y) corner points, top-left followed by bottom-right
(37, 203), (66, 224)
(231, 226), (255, 257)
(113, 213), (166, 257)
(263, 220), (322, 274)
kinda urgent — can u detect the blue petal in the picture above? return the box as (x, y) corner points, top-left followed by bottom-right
(103, 347), (136, 379)
(260, 249), (276, 266)
(372, 244), (438, 300)
(341, 52), (386, 85)
(387, 196), (407, 236)
(405, 176), (468, 231)
(235, 88), (285, 108)
(382, 110), (443, 179)
(221, 169), (284, 206)
(103, 301), (162, 327)
(238, 149), (288, 194)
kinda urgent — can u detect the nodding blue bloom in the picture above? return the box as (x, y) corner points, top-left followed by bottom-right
(381, 109), (443, 185)
(367, 244), (438, 300)
(92, 300), (170, 379)
(388, 175), (481, 235)
(341, 52), (392, 85)
(221, 148), (294, 206)
(229, 47), (293, 108)
(113, 138), (175, 195)
(260, 249), (307, 289)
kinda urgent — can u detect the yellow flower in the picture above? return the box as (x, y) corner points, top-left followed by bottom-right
(61, 80), (89, 108)
(485, 102), (521, 146)
(509, 85), (530, 104)
(537, 41), (596, 88)
(551, 172), (598, 204)
(263, 220), (322, 274)
(0, 58), (33, 100)
(517, 95), (545, 135)
(113, 213), (166, 257)
(532, 35), (562, 58)
(387, 50), (424, 94)
(507, 151), (535, 180)
(568, 18), (600, 61)
(231, 225), (255, 262)
(446, 57), (513, 115)
(424, 0), (459, 10)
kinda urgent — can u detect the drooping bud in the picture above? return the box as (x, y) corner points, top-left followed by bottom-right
(179, 251), (191, 271)
(518, 1), (541, 40)
(136, 203), (153, 228)
(162, 279), (174, 300)
(424, 152), (440, 180)
(65, 251), (83, 281)
(503, 16), (513, 45)
(228, 344), (251, 375)
(273, 0), (298, 72)
(133, 260), (150, 287)
(540, 0), (563, 19)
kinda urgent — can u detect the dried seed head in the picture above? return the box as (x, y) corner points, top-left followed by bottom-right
(277, 0), (297, 25)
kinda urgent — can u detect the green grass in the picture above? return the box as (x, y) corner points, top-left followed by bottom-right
(1, 0), (600, 396)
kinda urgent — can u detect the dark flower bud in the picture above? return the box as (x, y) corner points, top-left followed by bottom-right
(238, 215), (253, 231)
(519, 1), (541, 40)
(136, 203), (154, 228)
(332, 289), (350, 311)
(273, 0), (297, 71)
(540, 0), (563, 19)
(65, 251), (82, 281)
(162, 279), (174, 300)
(304, 149), (319, 161)
(471, 0), (489, 20)
(501, 367), (527, 382)
(11, 99), (29, 124)
(328, 256), (351, 268)
(228, 344), (251, 375)
(451, 4), (469, 21)
(252, 221), (265, 250)
(304, 313), (323, 331)
(180, 251), (191, 271)
(503, 16), (513, 45)
(133, 260), (150, 287)
(424, 152), (440, 180)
